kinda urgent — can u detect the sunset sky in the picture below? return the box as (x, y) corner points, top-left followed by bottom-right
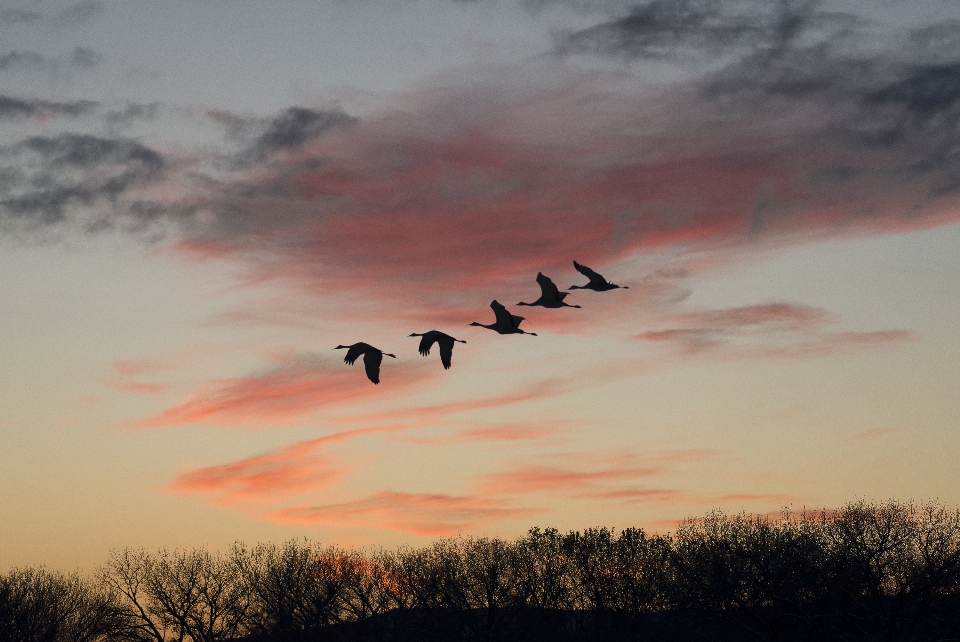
(2, 0), (960, 572)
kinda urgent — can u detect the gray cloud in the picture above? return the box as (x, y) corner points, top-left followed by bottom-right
(206, 110), (270, 144)
(104, 102), (162, 131)
(54, 1), (103, 26)
(246, 107), (356, 161)
(0, 95), (98, 119)
(0, 9), (43, 26)
(0, 51), (48, 72)
(0, 46), (102, 76)
(0, 1), (102, 28)
(0, 134), (167, 230)
(556, 0), (960, 196)
(698, 49), (960, 194)
(555, 0), (849, 60)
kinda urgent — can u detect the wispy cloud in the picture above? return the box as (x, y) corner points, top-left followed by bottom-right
(270, 490), (544, 537)
(845, 426), (901, 442)
(401, 422), (564, 446)
(332, 377), (573, 427)
(170, 439), (348, 507)
(636, 302), (913, 360)
(0, 46), (100, 76)
(132, 353), (439, 429)
(0, 95), (98, 121)
(106, 349), (201, 394)
(475, 449), (721, 499)
(0, 1), (102, 28)
(169, 421), (446, 505)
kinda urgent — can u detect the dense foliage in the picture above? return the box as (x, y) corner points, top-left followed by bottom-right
(3, 500), (959, 641)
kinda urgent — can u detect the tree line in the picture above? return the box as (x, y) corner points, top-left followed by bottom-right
(3, 499), (960, 642)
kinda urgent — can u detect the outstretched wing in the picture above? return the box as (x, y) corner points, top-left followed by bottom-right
(511, 314), (525, 327)
(438, 337), (454, 370)
(536, 272), (564, 302)
(362, 350), (383, 384)
(490, 300), (516, 328)
(418, 332), (439, 357)
(573, 261), (609, 286)
(343, 342), (371, 365)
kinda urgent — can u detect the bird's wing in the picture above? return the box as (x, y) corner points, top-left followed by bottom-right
(438, 337), (453, 370)
(491, 300), (515, 328)
(511, 314), (526, 327)
(343, 343), (369, 365)
(418, 332), (439, 357)
(573, 261), (608, 285)
(362, 350), (383, 384)
(536, 272), (562, 301)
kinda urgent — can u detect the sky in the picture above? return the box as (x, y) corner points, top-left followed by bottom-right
(2, 0), (960, 572)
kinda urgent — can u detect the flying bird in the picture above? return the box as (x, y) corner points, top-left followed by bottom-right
(518, 272), (581, 308)
(568, 261), (629, 291)
(334, 342), (396, 384)
(469, 300), (538, 336)
(409, 330), (467, 370)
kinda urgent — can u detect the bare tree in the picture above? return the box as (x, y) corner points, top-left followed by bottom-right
(0, 567), (120, 642)
(232, 540), (346, 635)
(821, 500), (960, 641)
(511, 528), (574, 612)
(99, 548), (248, 642)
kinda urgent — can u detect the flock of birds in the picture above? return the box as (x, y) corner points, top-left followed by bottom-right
(334, 261), (628, 384)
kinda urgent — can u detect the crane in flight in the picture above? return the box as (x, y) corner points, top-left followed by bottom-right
(334, 342), (396, 384)
(568, 261), (629, 291)
(518, 272), (581, 308)
(409, 330), (467, 370)
(469, 300), (538, 336)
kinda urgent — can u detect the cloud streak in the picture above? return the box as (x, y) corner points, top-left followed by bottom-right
(132, 353), (439, 429)
(270, 490), (543, 537)
(636, 302), (913, 360)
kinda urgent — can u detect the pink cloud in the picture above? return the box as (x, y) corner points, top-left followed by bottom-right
(401, 422), (564, 445)
(108, 346), (227, 395)
(270, 490), (544, 537)
(333, 377), (573, 427)
(845, 426), (901, 441)
(109, 380), (166, 394)
(131, 354), (439, 429)
(585, 488), (683, 503)
(170, 424), (418, 506)
(474, 450), (720, 498)
(159, 78), (960, 327)
(170, 441), (346, 507)
(478, 464), (662, 495)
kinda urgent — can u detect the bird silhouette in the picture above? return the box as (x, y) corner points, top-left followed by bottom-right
(409, 330), (467, 370)
(518, 272), (582, 308)
(334, 342), (396, 384)
(469, 300), (538, 336)
(568, 261), (629, 291)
